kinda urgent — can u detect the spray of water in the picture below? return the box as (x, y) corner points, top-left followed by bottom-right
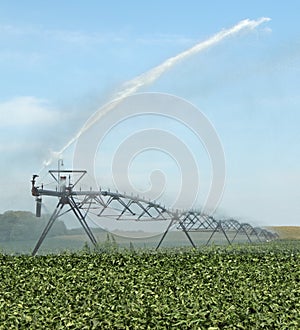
(43, 17), (270, 167)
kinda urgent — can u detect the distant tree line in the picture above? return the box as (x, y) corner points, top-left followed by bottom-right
(0, 211), (67, 242)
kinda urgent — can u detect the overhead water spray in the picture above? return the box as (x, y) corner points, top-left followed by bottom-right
(44, 17), (270, 167)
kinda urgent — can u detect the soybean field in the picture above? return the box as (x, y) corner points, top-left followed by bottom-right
(0, 242), (300, 329)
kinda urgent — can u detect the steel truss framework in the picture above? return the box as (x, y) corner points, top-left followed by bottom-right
(31, 170), (278, 255)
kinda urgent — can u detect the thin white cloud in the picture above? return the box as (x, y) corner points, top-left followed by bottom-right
(0, 50), (42, 64)
(0, 23), (126, 45)
(0, 142), (22, 152)
(0, 23), (197, 47)
(0, 24), (33, 36)
(46, 29), (124, 45)
(136, 34), (197, 45)
(0, 96), (58, 126)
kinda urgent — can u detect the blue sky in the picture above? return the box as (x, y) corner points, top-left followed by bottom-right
(0, 1), (300, 227)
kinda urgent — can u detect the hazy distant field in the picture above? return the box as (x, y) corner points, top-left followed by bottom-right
(269, 226), (300, 240)
(0, 230), (262, 255)
(0, 223), (299, 255)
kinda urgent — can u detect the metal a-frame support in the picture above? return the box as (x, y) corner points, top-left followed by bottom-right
(156, 213), (196, 250)
(230, 224), (261, 244)
(32, 195), (97, 256)
(205, 220), (232, 246)
(32, 200), (64, 256)
(231, 226), (252, 244)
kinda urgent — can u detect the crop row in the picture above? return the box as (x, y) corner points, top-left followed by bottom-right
(0, 243), (300, 329)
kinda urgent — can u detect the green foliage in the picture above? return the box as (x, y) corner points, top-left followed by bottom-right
(92, 233), (118, 253)
(0, 211), (67, 242)
(0, 243), (300, 328)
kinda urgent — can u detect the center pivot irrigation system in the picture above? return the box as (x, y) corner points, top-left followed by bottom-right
(31, 169), (278, 256)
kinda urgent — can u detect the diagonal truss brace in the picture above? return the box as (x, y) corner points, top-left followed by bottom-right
(32, 195), (97, 256)
(155, 213), (196, 250)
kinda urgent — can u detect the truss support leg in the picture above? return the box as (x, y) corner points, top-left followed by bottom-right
(220, 225), (232, 246)
(232, 226), (253, 244)
(244, 229), (253, 244)
(178, 221), (196, 248)
(208, 222), (232, 246)
(69, 197), (98, 246)
(32, 201), (64, 256)
(156, 217), (176, 250)
(205, 225), (219, 246)
(255, 233), (262, 243)
(231, 228), (240, 244)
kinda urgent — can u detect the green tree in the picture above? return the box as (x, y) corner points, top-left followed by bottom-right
(0, 211), (67, 242)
